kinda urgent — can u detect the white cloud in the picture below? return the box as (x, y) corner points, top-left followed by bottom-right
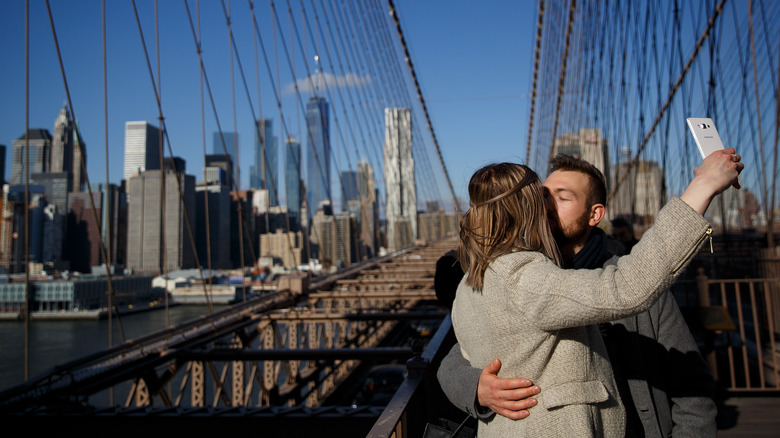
(284, 72), (372, 94)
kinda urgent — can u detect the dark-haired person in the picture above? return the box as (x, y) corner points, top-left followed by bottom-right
(441, 151), (739, 436)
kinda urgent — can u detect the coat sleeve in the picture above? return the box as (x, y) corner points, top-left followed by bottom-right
(437, 343), (494, 419)
(500, 197), (711, 330)
(654, 293), (718, 437)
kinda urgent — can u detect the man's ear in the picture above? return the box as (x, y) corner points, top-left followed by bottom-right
(589, 203), (606, 227)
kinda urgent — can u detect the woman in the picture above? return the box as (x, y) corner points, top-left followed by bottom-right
(451, 148), (742, 437)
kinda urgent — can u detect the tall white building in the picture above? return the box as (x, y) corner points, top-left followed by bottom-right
(124, 121), (162, 182)
(383, 108), (416, 250)
(126, 169), (196, 273)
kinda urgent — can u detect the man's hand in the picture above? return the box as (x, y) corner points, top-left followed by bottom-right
(477, 358), (540, 420)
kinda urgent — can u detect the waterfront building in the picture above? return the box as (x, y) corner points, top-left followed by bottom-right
(0, 275), (155, 314)
(30, 172), (69, 217)
(11, 129), (51, 185)
(66, 183), (128, 274)
(259, 229), (306, 268)
(284, 136), (303, 231)
(29, 172), (69, 271)
(305, 97), (331, 221)
(123, 121), (161, 182)
(0, 186), (47, 273)
(126, 167), (196, 273)
(229, 190), (256, 269)
(250, 119), (279, 206)
(383, 108), (417, 250)
(195, 178), (232, 270)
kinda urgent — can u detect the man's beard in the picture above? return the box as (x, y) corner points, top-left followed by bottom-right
(552, 209), (591, 248)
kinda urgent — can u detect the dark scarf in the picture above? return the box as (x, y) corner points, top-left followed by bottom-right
(566, 227), (613, 270)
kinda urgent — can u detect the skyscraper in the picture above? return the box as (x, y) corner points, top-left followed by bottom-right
(11, 129), (51, 184)
(123, 121), (161, 181)
(0, 144), (6, 184)
(213, 131), (237, 160)
(51, 103), (86, 192)
(204, 154), (234, 187)
(383, 108), (416, 250)
(340, 170), (358, 205)
(195, 179), (232, 270)
(50, 104), (73, 189)
(285, 136), (302, 231)
(305, 97), (330, 219)
(126, 168), (196, 272)
(66, 183), (127, 273)
(357, 160), (378, 257)
(212, 131), (237, 179)
(250, 119), (279, 205)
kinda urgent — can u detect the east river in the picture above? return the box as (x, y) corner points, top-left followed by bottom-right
(0, 304), (227, 392)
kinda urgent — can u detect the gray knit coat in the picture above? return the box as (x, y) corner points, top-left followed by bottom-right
(450, 197), (711, 437)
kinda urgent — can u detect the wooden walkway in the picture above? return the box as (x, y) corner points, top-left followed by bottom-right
(717, 396), (780, 437)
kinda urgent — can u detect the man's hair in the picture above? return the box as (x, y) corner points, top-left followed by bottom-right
(548, 154), (607, 207)
(458, 162), (561, 291)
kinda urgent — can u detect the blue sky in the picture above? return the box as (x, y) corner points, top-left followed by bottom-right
(0, 1), (537, 206)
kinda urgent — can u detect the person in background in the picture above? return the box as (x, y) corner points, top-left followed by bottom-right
(434, 249), (461, 309)
(439, 153), (731, 437)
(611, 217), (640, 253)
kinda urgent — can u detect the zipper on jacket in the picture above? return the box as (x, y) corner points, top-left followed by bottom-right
(672, 227), (713, 275)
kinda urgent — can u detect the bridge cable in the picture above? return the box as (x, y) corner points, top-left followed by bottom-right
(608, 0), (726, 205)
(44, 0), (126, 340)
(387, 0), (461, 212)
(748, 0), (771, 245)
(23, 0), (30, 383)
(545, 0), (577, 175)
(133, 0), (213, 312)
(196, 0), (215, 306)
(100, 0), (116, 405)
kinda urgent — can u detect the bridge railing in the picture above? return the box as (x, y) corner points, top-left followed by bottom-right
(674, 269), (780, 392)
(366, 314), (463, 438)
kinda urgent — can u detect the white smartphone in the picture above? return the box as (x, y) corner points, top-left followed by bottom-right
(687, 117), (725, 159)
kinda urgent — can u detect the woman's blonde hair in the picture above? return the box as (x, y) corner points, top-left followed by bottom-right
(458, 162), (561, 291)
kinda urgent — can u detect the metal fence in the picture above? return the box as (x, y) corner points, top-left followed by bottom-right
(688, 270), (780, 392)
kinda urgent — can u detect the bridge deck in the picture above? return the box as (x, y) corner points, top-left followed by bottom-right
(717, 396), (780, 437)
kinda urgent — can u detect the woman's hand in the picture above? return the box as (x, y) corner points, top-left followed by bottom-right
(680, 148), (744, 214)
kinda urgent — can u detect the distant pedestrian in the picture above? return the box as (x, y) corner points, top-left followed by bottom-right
(611, 217), (639, 253)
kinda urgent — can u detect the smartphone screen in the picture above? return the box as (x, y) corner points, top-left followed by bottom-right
(687, 118), (725, 159)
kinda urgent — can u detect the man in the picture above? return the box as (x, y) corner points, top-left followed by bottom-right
(437, 154), (717, 437)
